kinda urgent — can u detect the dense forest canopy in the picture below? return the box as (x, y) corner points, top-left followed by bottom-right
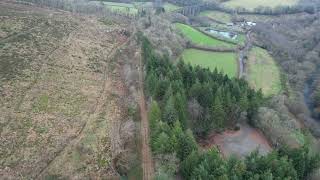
(139, 33), (320, 179)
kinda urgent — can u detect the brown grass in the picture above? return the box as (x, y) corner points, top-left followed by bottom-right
(0, 1), (133, 179)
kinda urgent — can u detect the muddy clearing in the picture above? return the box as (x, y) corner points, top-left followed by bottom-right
(200, 124), (272, 158)
(0, 2), (134, 179)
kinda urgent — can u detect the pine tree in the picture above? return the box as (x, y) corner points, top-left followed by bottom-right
(154, 132), (171, 153)
(174, 92), (188, 129)
(239, 91), (249, 112)
(163, 96), (179, 125)
(163, 85), (173, 103)
(146, 71), (158, 97)
(212, 96), (226, 129)
(226, 155), (245, 179)
(177, 129), (197, 161)
(149, 101), (161, 136)
(154, 79), (170, 100)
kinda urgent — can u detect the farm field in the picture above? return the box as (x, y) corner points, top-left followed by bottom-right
(200, 10), (232, 24)
(200, 27), (246, 45)
(181, 49), (237, 77)
(247, 47), (282, 96)
(0, 2), (135, 179)
(175, 23), (236, 48)
(163, 2), (181, 12)
(223, 0), (298, 10)
(103, 1), (138, 15)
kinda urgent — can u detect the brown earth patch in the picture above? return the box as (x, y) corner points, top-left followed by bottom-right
(199, 124), (272, 158)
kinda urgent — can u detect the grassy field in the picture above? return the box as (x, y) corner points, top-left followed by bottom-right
(198, 27), (246, 45)
(223, 0), (298, 10)
(247, 47), (282, 96)
(200, 10), (232, 24)
(163, 2), (181, 12)
(103, 1), (138, 15)
(175, 23), (236, 48)
(181, 49), (237, 77)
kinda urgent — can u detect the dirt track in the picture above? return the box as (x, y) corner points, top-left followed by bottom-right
(137, 50), (154, 180)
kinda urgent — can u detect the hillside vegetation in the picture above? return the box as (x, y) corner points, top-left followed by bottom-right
(0, 2), (137, 179)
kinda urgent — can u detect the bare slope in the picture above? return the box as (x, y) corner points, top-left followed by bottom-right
(0, 2), (135, 179)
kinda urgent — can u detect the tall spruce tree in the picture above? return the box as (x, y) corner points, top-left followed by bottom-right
(212, 96), (226, 129)
(163, 96), (179, 125)
(174, 92), (188, 129)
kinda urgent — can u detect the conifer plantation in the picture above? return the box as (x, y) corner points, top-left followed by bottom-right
(141, 35), (320, 179)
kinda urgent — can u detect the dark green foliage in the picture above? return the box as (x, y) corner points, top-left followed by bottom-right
(211, 95), (226, 129)
(279, 145), (320, 179)
(142, 34), (263, 135)
(163, 96), (179, 125)
(141, 35), (320, 179)
(176, 129), (197, 161)
(314, 89), (320, 107)
(180, 146), (319, 180)
(145, 70), (158, 96)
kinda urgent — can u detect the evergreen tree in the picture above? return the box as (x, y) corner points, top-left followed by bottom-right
(174, 92), (188, 129)
(163, 96), (179, 125)
(163, 85), (173, 102)
(149, 101), (161, 143)
(181, 151), (201, 179)
(154, 78), (170, 100)
(239, 91), (249, 112)
(146, 70), (158, 96)
(211, 96), (226, 129)
(177, 129), (197, 161)
(154, 132), (171, 153)
(227, 155), (246, 180)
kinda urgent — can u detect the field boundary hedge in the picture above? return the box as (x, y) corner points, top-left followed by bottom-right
(188, 43), (237, 52)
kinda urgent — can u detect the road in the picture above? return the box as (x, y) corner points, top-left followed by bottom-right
(238, 31), (252, 78)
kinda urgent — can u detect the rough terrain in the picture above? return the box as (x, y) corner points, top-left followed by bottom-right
(0, 1), (134, 179)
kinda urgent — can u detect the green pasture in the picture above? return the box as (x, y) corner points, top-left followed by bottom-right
(103, 1), (138, 15)
(200, 10), (232, 24)
(181, 49), (237, 78)
(175, 23), (235, 48)
(247, 47), (282, 96)
(223, 0), (298, 10)
(163, 3), (181, 12)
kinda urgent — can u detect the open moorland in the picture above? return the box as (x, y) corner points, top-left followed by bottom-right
(175, 23), (236, 48)
(223, 0), (298, 10)
(0, 2), (136, 179)
(246, 47), (282, 96)
(181, 49), (237, 77)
